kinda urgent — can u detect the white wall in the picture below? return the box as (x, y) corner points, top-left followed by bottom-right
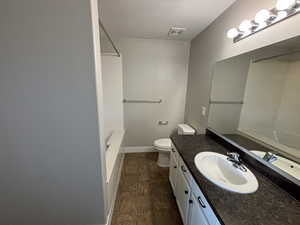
(119, 38), (190, 147)
(102, 55), (125, 140)
(185, 0), (300, 132)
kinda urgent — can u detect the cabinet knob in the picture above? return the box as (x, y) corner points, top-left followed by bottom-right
(174, 166), (177, 169)
(171, 148), (175, 153)
(189, 199), (193, 204)
(184, 190), (189, 194)
(181, 165), (187, 172)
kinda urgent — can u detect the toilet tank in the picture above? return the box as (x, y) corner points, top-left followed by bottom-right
(177, 124), (195, 135)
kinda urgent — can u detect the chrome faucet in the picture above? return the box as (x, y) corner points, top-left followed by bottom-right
(263, 152), (278, 163)
(227, 152), (247, 172)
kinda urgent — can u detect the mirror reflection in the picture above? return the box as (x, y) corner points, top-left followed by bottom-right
(208, 36), (300, 181)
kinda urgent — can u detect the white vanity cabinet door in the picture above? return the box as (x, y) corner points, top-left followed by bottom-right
(176, 165), (191, 225)
(188, 194), (210, 225)
(169, 150), (178, 193)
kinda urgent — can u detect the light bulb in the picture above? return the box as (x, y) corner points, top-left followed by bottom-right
(276, 0), (297, 11)
(255, 9), (272, 23)
(277, 10), (288, 19)
(239, 20), (253, 32)
(227, 28), (240, 39)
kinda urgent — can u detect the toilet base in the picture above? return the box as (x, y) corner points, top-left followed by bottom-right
(157, 151), (170, 167)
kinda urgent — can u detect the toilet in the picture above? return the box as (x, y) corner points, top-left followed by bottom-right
(154, 124), (195, 167)
(154, 138), (172, 167)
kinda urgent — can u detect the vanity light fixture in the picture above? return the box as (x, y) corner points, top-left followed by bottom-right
(277, 10), (289, 19)
(254, 9), (275, 24)
(239, 20), (257, 32)
(276, 0), (297, 11)
(227, 0), (300, 43)
(226, 28), (241, 39)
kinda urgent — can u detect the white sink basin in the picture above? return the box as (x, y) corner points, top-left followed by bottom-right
(194, 152), (258, 194)
(251, 150), (300, 180)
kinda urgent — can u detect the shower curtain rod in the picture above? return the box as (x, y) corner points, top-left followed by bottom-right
(99, 19), (121, 57)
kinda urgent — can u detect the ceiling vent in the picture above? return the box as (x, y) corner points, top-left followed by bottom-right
(168, 27), (186, 36)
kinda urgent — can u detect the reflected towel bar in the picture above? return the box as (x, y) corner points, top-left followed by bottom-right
(210, 100), (244, 104)
(123, 99), (162, 103)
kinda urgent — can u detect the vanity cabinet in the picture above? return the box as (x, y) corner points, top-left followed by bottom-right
(169, 143), (221, 225)
(176, 164), (191, 225)
(169, 149), (178, 193)
(170, 148), (190, 224)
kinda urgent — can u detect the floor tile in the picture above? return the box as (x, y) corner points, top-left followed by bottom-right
(111, 152), (183, 225)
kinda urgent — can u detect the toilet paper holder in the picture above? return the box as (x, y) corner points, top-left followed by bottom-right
(158, 121), (168, 125)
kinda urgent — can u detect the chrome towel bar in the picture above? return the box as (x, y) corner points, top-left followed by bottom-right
(123, 99), (162, 103)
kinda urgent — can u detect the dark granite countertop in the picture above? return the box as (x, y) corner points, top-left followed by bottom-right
(170, 132), (300, 225)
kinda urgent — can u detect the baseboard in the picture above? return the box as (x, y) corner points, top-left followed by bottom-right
(123, 146), (157, 153)
(105, 155), (124, 225)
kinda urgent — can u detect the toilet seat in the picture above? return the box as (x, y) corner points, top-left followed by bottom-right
(154, 138), (171, 151)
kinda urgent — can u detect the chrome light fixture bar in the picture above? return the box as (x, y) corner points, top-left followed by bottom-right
(227, 0), (300, 43)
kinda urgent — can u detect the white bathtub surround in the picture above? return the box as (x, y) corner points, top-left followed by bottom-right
(105, 130), (125, 182)
(105, 152), (124, 225)
(101, 55), (124, 142)
(101, 46), (125, 225)
(105, 130), (125, 225)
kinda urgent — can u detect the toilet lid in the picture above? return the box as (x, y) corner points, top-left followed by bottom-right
(154, 138), (171, 149)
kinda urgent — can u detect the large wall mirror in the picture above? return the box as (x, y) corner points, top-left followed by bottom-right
(208, 36), (300, 182)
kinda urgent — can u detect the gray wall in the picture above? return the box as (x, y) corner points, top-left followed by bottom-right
(119, 38), (190, 147)
(0, 1), (106, 224)
(185, 0), (300, 132)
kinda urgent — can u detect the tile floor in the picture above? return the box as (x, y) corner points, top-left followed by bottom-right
(111, 152), (183, 225)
